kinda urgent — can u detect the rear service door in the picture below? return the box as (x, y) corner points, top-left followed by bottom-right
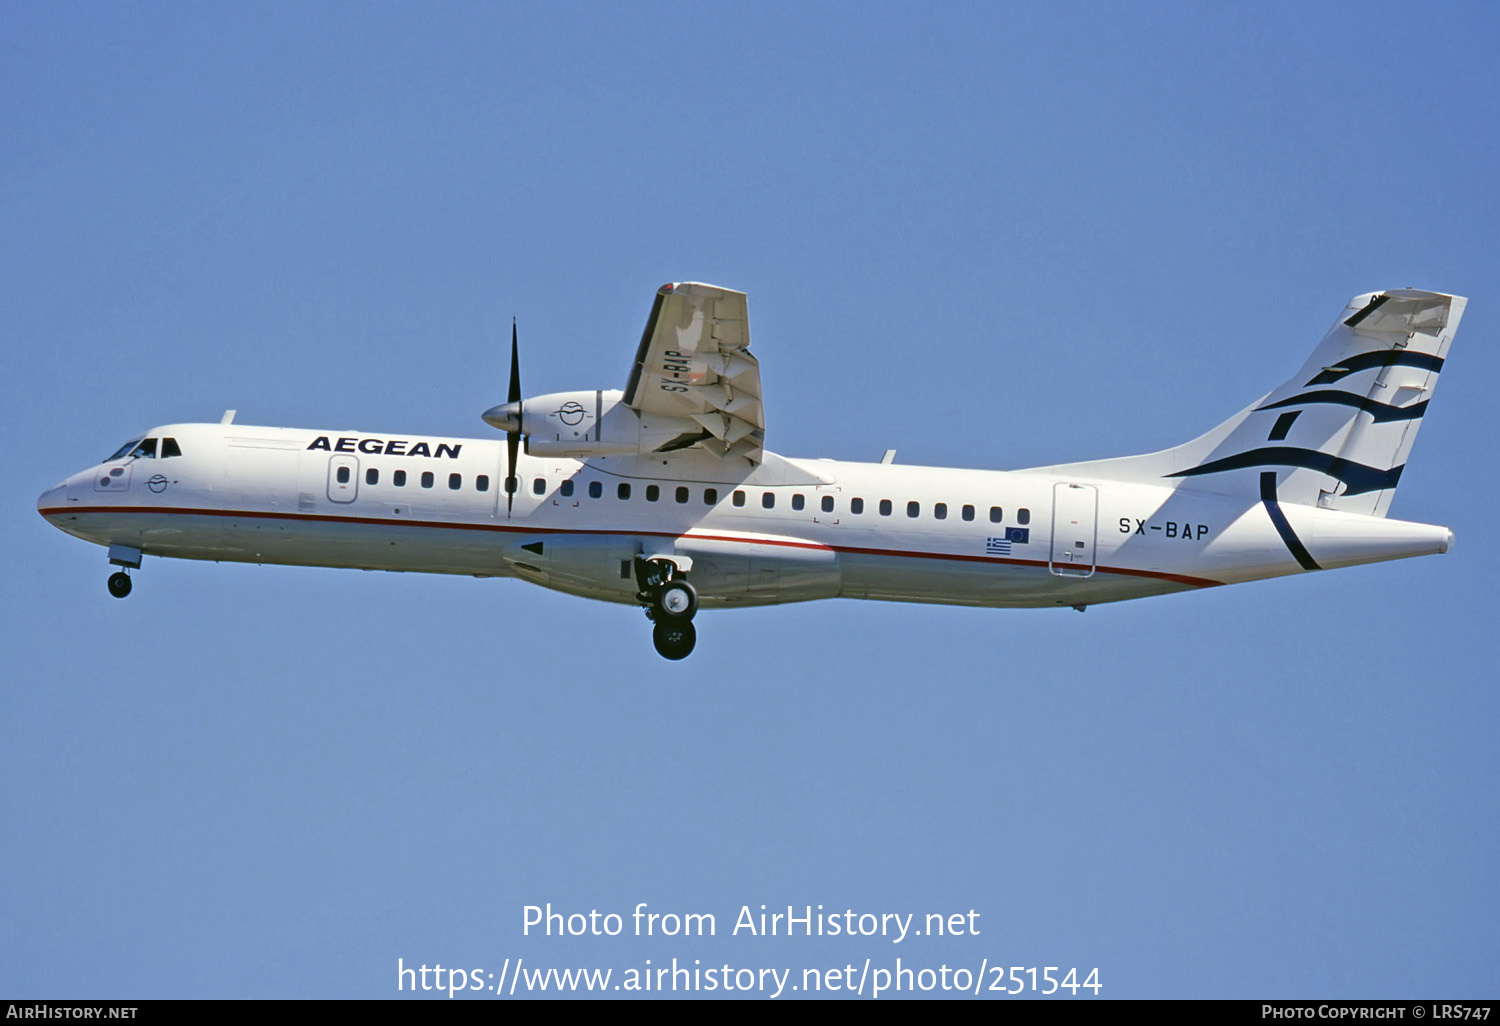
(1049, 482), (1097, 577)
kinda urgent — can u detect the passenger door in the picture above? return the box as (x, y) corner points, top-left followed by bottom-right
(327, 456), (359, 503)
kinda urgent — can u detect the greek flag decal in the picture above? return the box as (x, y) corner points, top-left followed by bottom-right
(987, 528), (1029, 556)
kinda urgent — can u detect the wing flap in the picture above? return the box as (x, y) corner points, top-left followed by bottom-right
(624, 282), (764, 462)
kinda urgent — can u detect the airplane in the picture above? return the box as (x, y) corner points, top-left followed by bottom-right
(37, 283), (1463, 660)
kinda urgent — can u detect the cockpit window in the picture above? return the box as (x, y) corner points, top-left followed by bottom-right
(106, 439), (143, 462)
(130, 438), (158, 459)
(161, 437), (182, 458)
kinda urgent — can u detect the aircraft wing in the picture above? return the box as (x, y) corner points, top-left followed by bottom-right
(623, 282), (764, 463)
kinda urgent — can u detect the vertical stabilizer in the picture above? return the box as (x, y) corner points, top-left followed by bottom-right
(1039, 289), (1465, 517)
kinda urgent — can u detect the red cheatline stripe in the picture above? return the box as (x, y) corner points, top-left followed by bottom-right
(39, 504), (1224, 589)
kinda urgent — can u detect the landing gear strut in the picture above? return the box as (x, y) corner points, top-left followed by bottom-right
(107, 571), (132, 599)
(636, 556), (699, 659)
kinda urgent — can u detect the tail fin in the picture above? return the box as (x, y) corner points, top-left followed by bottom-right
(1044, 289), (1465, 517)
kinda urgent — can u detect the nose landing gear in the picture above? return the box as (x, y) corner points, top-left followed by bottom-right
(635, 556), (699, 660)
(106, 544), (142, 599)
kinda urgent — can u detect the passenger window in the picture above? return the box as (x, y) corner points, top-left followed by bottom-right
(934, 502), (947, 520)
(990, 506), (1002, 523)
(588, 481), (602, 499)
(851, 498), (864, 514)
(337, 467), (350, 484)
(477, 475), (490, 492)
(646, 485), (659, 502)
(879, 499), (892, 516)
(962, 504), (975, 522)
(762, 492), (775, 509)
(676, 486), (689, 504)
(732, 490), (746, 507)
(161, 438), (182, 458)
(704, 488), (718, 504)
(421, 471), (434, 488)
(907, 501), (919, 518)
(366, 468), (379, 485)
(822, 495), (834, 513)
(449, 473), (462, 490)
(1018, 508), (1031, 525)
(792, 494), (805, 511)
(532, 477), (545, 495)
(618, 483), (631, 500)
(560, 480), (575, 497)
(394, 470), (407, 487)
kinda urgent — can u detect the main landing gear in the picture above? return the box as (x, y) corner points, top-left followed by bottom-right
(107, 571), (132, 599)
(636, 556), (699, 660)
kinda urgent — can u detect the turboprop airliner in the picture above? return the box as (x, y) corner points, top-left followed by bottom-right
(37, 283), (1463, 659)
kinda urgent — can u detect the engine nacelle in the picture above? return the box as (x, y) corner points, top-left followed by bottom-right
(483, 389), (706, 458)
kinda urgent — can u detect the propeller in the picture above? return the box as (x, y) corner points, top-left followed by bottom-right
(480, 319), (524, 515)
(504, 320), (521, 513)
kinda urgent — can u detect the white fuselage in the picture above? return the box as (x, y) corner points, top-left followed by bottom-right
(37, 421), (1453, 612)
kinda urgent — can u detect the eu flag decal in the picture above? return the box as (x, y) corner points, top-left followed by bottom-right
(1005, 527), (1030, 544)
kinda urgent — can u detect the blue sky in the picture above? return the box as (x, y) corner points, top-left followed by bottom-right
(4, 1), (1497, 999)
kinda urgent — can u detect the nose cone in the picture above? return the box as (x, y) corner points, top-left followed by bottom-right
(37, 481), (67, 519)
(483, 401), (522, 432)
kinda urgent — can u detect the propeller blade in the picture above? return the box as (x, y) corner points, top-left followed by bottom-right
(508, 320), (521, 403)
(506, 318), (520, 514)
(506, 432), (519, 513)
